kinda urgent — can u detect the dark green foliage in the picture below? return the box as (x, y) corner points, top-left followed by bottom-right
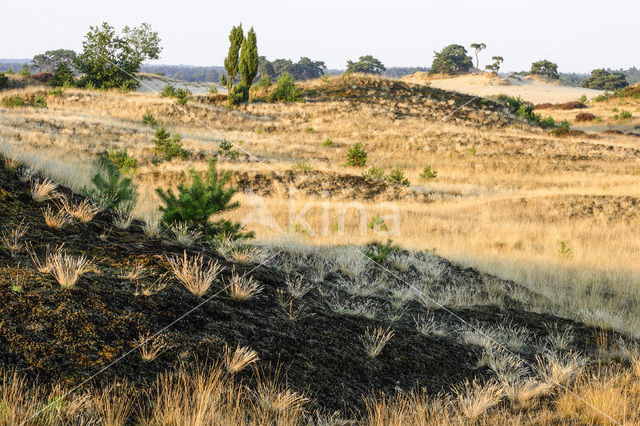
(268, 73), (302, 103)
(173, 88), (191, 105)
(49, 62), (76, 87)
(581, 69), (628, 91)
(365, 239), (395, 264)
(345, 55), (386, 74)
(153, 126), (189, 161)
(0, 73), (9, 90)
(239, 27), (258, 87)
(470, 43), (486, 70)
(229, 83), (249, 106)
(322, 138), (334, 147)
(156, 158), (251, 240)
(431, 44), (473, 75)
(496, 94), (562, 129)
(346, 143), (367, 167)
(160, 84), (176, 97)
(419, 166), (438, 181)
(142, 111), (157, 126)
(2, 95), (25, 108)
(385, 167), (410, 186)
(18, 66), (31, 77)
(258, 56), (326, 81)
(107, 147), (138, 173)
(32, 95), (47, 109)
(253, 75), (272, 90)
(32, 49), (76, 73)
(485, 56), (504, 74)
(75, 22), (162, 89)
(362, 166), (384, 181)
(223, 24), (244, 93)
(530, 60), (559, 80)
(84, 156), (138, 211)
(218, 140), (239, 159)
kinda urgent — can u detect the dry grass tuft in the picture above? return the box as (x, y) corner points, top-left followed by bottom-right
(166, 251), (222, 297)
(537, 351), (584, 389)
(285, 275), (312, 299)
(112, 207), (133, 230)
(119, 262), (149, 282)
(223, 344), (259, 374)
(361, 326), (394, 358)
(136, 333), (171, 362)
(30, 178), (58, 202)
(27, 244), (95, 288)
(42, 204), (70, 229)
(226, 269), (263, 301)
(1, 219), (28, 255)
(452, 379), (503, 420)
(502, 377), (552, 411)
(61, 197), (100, 223)
(168, 222), (202, 247)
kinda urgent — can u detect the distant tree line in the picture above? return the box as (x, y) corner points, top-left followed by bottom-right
(141, 65), (222, 82)
(258, 56), (327, 81)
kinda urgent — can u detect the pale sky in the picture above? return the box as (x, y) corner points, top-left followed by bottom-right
(2, 0), (638, 72)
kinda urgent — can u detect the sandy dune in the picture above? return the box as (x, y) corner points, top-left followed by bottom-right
(403, 72), (604, 104)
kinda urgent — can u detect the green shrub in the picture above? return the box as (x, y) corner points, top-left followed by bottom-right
(155, 158), (251, 241)
(49, 62), (76, 87)
(618, 110), (632, 120)
(2, 95), (25, 108)
(174, 88), (191, 106)
(419, 166), (438, 181)
(153, 126), (189, 161)
(368, 214), (388, 231)
(160, 84), (176, 98)
(0, 73), (8, 90)
(594, 92), (611, 102)
(322, 138), (334, 147)
(142, 111), (158, 126)
(18, 68), (31, 77)
(208, 85), (218, 94)
(385, 167), (410, 186)
(539, 116), (556, 129)
(32, 95), (47, 109)
(268, 73), (302, 103)
(217, 139), (239, 159)
(305, 126), (315, 133)
(362, 165), (384, 181)
(365, 239), (395, 264)
(346, 143), (367, 167)
(228, 83), (249, 106)
(107, 147), (138, 173)
(84, 156), (138, 211)
(253, 75), (271, 90)
(48, 87), (64, 97)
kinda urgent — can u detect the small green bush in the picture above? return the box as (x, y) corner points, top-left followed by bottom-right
(48, 87), (64, 97)
(208, 85), (218, 94)
(362, 166), (384, 181)
(18, 68), (31, 77)
(155, 158), (252, 241)
(107, 147), (138, 174)
(2, 95), (25, 108)
(385, 167), (410, 186)
(32, 95), (47, 109)
(142, 111), (158, 126)
(253, 75), (271, 90)
(268, 73), (302, 103)
(160, 84), (176, 98)
(84, 156), (138, 211)
(322, 138), (334, 147)
(153, 126), (189, 161)
(365, 239), (395, 263)
(419, 166), (438, 181)
(217, 140), (239, 159)
(618, 110), (632, 120)
(293, 161), (312, 171)
(49, 63), (76, 87)
(174, 87), (191, 106)
(228, 83), (249, 106)
(346, 143), (367, 167)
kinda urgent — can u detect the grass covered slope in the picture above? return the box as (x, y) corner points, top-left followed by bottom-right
(0, 157), (621, 420)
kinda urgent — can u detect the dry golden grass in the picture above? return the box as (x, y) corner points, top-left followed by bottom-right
(222, 344), (259, 374)
(166, 251), (222, 297)
(2, 79), (640, 337)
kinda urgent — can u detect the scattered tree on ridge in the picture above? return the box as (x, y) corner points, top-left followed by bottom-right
(430, 44), (473, 75)
(345, 55), (386, 74)
(221, 24), (243, 93)
(258, 56), (326, 80)
(470, 43), (486, 72)
(581, 69), (628, 90)
(75, 22), (162, 89)
(530, 59), (559, 80)
(485, 56), (504, 74)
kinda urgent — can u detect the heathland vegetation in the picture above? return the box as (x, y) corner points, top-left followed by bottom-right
(1, 20), (640, 424)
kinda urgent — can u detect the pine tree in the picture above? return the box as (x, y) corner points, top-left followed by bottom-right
(223, 24), (243, 93)
(239, 27), (258, 87)
(84, 156), (138, 211)
(49, 62), (76, 87)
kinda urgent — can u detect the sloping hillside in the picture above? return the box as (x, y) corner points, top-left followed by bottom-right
(0, 159), (608, 417)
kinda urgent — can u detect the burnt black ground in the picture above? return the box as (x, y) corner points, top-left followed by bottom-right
(0, 164), (607, 415)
